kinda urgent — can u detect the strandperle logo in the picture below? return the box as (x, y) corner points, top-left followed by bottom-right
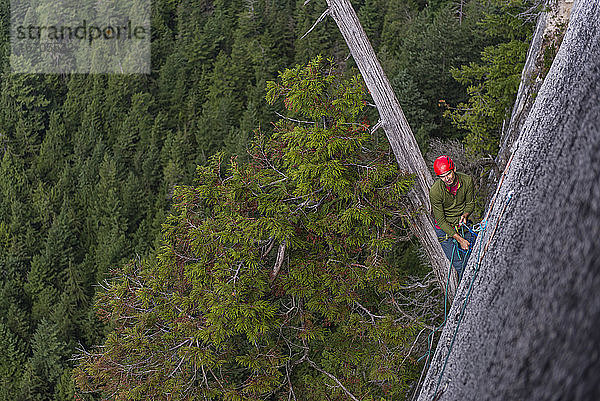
(10, 0), (151, 74)
(15, 20), (148, 46)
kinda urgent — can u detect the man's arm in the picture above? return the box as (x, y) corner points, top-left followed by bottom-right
(431, 186), (470, 250)
(434, 199), (470, 250)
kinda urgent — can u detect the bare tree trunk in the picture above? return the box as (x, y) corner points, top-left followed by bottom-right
(323, 0), (457, 298)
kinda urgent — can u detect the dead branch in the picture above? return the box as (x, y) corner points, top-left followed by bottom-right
(354, 301), (385, 324)
(275, 111), (316, 125)
(300, 8), (330, 40)
(270, 241), (286, 281)
(307, 358), (361, 401)
(261, 237), (276, 259)
(370, 119), (383, 134)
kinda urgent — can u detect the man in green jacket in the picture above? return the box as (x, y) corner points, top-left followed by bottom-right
(429, 155), (476, 281)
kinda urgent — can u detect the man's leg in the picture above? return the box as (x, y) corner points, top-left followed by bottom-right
(434, 226), (463, 279)
(452, 245), (466, 281)
(434, 226), (470, 281)
(454, 226), (478, 280)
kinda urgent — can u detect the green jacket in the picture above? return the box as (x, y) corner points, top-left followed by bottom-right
(429, 172), (475, 237)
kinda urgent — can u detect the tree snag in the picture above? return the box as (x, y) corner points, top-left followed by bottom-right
(320, 0), (457, 297)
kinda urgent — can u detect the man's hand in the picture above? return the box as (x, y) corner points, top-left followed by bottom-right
(459, 213), (469, 226)
(453, 233), (470, 250)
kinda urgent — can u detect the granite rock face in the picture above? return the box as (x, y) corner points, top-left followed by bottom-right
(494, 0), (574, 178)
(416, 1), (600, 400)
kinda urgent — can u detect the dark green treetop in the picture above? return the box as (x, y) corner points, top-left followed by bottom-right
(74, 57), (425, 401)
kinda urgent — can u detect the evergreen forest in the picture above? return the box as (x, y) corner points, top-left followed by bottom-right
(0, 0), (538, 399)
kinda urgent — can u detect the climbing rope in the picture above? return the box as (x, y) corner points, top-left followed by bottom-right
(412, 153), (517, 401)
(430, 191), (514, 399)
(413, 221), (482, 398)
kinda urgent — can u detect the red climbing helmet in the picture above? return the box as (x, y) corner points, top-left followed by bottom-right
(433, 155), (455, 176)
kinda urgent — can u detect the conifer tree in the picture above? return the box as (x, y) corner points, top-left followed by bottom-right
(0, 269), (30, 343)
(74, 58), (428, 401)
(0, 73), (49, 158)
(294, 0), (345, 64)
(91, 154), (128, 282)
(21, 319), (68, 401)
(358, 0), (385, 50)
(25, 197), (80, 324)
(35, 111), (69, 184)
(195, 51), (242, 162)
(0, 322), (26, 400)
(444, 0), (537, 155)
(393, 3), (488, 140)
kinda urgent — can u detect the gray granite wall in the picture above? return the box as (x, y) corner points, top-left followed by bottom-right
(416, 1), (600, 400)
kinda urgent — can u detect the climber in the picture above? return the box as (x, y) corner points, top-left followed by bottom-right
(429, 155), (476, 281)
